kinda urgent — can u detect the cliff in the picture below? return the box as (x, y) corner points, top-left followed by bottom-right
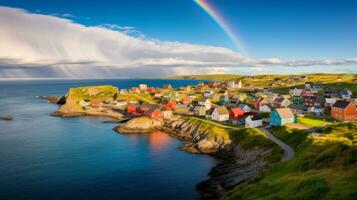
(162, 116), (281, 200)
(54, 85), (123, 119)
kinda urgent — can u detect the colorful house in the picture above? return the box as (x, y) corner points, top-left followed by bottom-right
(273, 97), (291, 108)
(230, 107), (244, 120)
(148, 87), (156, 93)
(182, 96), (192, 105)
(245, 115), (263, 128)
(127, 103), (137, 114)
(270, 108), (295, 126)
(154, 91), (162, 98)
(166, 99), (177, 111)
(259, 104), (272, 113)
(254, 97), (268, 109)
(146, 107), (163, 121)
(90, 99), (102, 107)
(292, 96), (304, 104)
(194, 106), (206, 116)
(331, 100), (357, 121)
(198, 98), (211, 110)
(211, 106), (229, 122)
(131, 87), (140, 93)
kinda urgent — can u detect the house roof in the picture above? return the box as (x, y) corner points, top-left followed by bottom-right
(333, 100), (351, 109)
(275, 108), (294, 118)
(215, 106), (229, 115)
(230, 107), (243, 114)
(238, 103), (248, 109)
(199, 97), (209, 102)
(250, 115), (263, 121)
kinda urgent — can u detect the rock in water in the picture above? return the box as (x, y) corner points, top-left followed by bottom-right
(1, 116), (13, 121)
(114, 117), (163, 133)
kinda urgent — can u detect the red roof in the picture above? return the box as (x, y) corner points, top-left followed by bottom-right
(230, 108), (244, 119)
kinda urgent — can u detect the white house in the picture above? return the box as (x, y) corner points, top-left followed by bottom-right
(79, 99), (91, 107)
(259, 104), (272, 113)
(238, 103), (251, 113)
(308, 105), (324, 116)
(204, 90), (214, 97)
(211, 106), (229, 122)
(194, 106), (206, 116)
(114, 100), (127, 107)
(162, 110), (173, 119)
(139, 84), (148, 91)
(325, 97), (338, 107)
(198, 98), (212, 110)
(228, 80), (242, 89)
(289, 88), (303, 97)
(245, 115), (263, 128)
(120, 89), (128, 94)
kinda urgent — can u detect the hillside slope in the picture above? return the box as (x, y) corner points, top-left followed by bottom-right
(226, 123), (357, 200)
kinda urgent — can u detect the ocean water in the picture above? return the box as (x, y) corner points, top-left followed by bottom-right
(0, 79), (216, 200)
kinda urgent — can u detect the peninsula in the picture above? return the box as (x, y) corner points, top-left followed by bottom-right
(46, 73), (357, 199)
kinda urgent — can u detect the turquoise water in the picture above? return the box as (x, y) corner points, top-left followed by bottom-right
(0, 79), (216, 200)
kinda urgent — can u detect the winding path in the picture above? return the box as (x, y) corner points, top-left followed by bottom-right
(259, 128), (295, 161)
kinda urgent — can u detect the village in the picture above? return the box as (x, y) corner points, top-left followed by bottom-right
(76, 77), (357, 131)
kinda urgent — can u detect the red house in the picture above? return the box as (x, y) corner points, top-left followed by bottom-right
(254, 97), (268, 109)
(300, 89), (314, 98)
(91, 99), (102, 107)
(182, 96), (192, 105)
(148, 87), (156, 93)
(166, 100), (177, 111)
(146, 107), (164, 120)
(220, 83), (227, 89)
(127, 103), (137, 114)
(208, 81), (216, 88)
(230, 108), (244, 120)
(131, 87), (140, 93)
(331, 100), (357, 121)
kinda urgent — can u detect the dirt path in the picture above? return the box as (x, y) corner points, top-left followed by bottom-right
(259, 128), (295, 161)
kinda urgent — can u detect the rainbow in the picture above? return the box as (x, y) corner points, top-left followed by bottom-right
(193, 0), (245, 52)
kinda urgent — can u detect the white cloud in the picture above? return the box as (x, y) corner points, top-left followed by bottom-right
(0, 6), (356, 78)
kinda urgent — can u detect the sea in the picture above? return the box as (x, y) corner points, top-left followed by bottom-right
(0, 79), (217, 200)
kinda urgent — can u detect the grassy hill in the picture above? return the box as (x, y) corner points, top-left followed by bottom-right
(166, 73), (356, 91)
(187, 117), (282, 162)
(225, 123), (357, 200)
(59, 85), (119, 113)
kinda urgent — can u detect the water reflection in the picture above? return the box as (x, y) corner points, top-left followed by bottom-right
(148, 131), (172, 154)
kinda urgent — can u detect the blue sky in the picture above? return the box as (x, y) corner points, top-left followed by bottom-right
(0, 0), (356, 78)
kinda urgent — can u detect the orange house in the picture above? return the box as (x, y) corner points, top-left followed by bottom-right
(147, 108), (164, 121)
(166, 100), (177, 111)
(331, 100), (357, 121)
(127, 103), (137, 114)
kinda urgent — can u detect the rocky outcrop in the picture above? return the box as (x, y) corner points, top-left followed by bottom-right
(38, 96), (66, 104)
(114, 117), (163, 133)
(162, 117), (231, 154)
(162, 117), (273, 200)
(0, 115), (13, 121)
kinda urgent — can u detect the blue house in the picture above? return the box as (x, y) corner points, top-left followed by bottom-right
(270, 108), (295, 126)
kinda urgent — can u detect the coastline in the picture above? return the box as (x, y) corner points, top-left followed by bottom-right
(114, 116), (274, 200)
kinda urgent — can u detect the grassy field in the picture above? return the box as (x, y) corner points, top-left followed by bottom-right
(225, 123), (357, 200)
(118, 93), (159, 104)
(60, 85), (119, 112)
(297, 116), (330, 128)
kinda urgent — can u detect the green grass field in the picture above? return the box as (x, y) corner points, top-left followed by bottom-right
(225, 123), (357, 200)
(297, 116), (330, 128)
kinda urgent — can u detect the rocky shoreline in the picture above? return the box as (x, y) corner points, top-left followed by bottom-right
(116, 116), (273, 200)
